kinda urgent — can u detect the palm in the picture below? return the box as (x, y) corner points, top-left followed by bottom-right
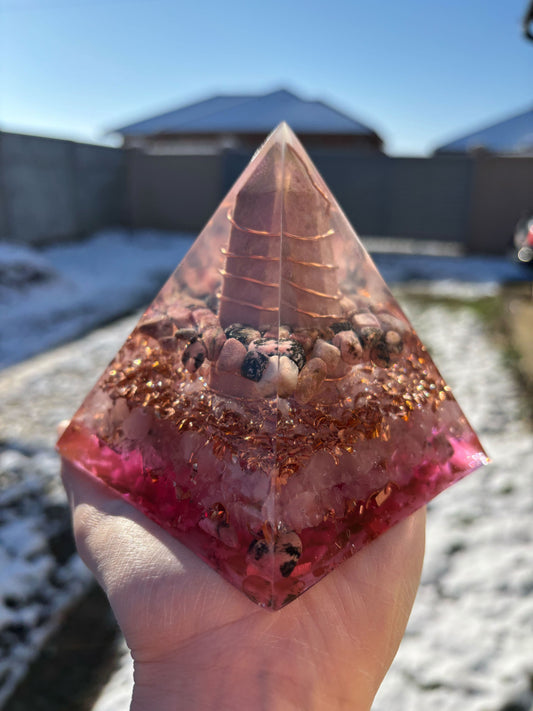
(63, 460), (425, 710)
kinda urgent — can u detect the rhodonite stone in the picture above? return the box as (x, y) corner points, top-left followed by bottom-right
(57, 123), (489, 609)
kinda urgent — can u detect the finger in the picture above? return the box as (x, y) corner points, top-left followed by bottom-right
(303, 507), (425, 692)
(60, 459), (253, 644)
(307, 506), (426, 630)
(61, 458), (192, 589)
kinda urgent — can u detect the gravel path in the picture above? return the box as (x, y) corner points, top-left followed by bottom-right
(1, 291), (532, 710)
(0, 316), (136, 708)
(373, 295), (533, 711)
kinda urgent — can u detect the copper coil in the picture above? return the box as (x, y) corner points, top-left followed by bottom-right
(220, 248), (280, 262)
(218, 293), (279, 312)
(219, 156), (341, 333)
(280, 301), (341, 319)
(227, 210), (281, 237)
(283, 228), (335, 241)
(227, 210), (335, 242)
(285, 256), (338, 270)
(284, 281), (342, 300)
(219, 269), (279, 289)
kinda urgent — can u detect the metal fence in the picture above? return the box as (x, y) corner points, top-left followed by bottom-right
(2, 130), (533, 253)
(0, 132), (125, 245)
(126, 148), (533, 253)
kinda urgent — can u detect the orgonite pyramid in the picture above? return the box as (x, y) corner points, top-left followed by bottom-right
(57, 123), (488, 609)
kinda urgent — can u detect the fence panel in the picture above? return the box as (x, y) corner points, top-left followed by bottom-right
(468, 157), (533, 253)
(1, 133), (77, 244)
(386, 156), (472, 242)
(310, 151), (391, 237)
(2, 130), (531, 254)
(127, 151), (223, 233)
(0, 132), (125, 245)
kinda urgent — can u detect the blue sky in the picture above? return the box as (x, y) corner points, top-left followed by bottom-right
(0, 0), (530, 155)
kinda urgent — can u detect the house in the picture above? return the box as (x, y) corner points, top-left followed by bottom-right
(110, 89), (384, 154)
(434, 105), (533, 156)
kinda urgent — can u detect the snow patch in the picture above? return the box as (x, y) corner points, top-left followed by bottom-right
(0, 230), (194, 368)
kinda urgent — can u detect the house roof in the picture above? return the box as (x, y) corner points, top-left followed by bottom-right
(435, 106), (533, 155)
(111, 89), (379, 138)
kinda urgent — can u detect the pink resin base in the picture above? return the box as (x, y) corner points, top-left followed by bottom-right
(60, 421), (483, 609)
(57, 123), (488, 609)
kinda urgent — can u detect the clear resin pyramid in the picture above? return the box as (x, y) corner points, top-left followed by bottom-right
(57, 123), (488, 609)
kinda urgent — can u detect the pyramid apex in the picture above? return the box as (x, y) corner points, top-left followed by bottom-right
(248, 122), (298, 174)
(268, 121), (297, 144)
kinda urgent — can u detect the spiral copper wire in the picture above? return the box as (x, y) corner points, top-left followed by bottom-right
(218, 141), (343, 330)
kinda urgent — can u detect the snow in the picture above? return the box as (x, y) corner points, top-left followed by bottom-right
(0, 243), (57, 293)
(87, 293), (533, 711)
(0, 230), (530, 369)
(91, 641), (133, 711)
(1, 229), (532, 709)
(372, 251), (532, 288)
(0, 230), (194, 368)
(0, 444), (92, 708)
(435, 106), (533, 155)
(372, 300), (533, 711)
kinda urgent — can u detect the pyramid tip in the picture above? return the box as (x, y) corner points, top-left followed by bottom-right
(271, 121), (295, 141)
(250, 123), (297, 163)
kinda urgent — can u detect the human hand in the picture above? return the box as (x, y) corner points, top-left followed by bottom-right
(62, 459), (425, 711)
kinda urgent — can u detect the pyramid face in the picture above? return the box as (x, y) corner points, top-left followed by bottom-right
(57, 124), (488, 609)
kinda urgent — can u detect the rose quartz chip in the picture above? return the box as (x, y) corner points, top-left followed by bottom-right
(57, 123), (489, 609)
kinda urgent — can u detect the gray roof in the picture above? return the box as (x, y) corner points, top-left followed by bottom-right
(435, 106), (533, 155)
(112, 89), (379, 138)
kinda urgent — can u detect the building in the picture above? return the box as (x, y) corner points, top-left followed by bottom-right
(110, 88), (384, 154)
(434, 105), (533, 156)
